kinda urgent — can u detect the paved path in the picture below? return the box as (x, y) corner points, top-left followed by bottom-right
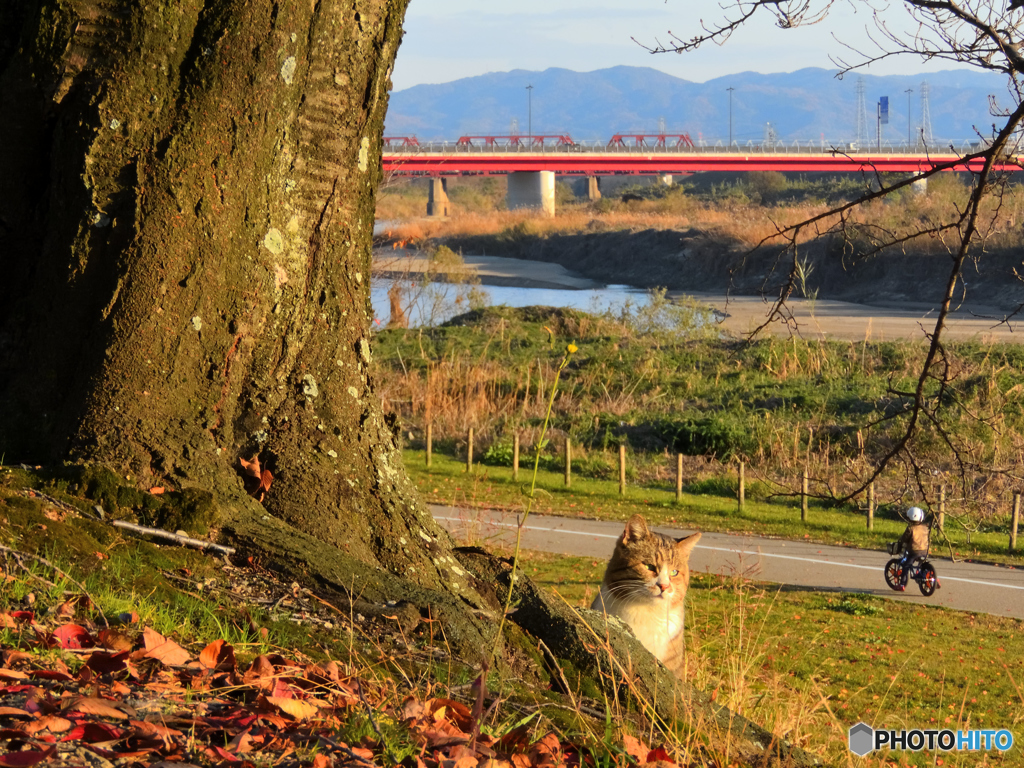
(433, 506), (1024, 620)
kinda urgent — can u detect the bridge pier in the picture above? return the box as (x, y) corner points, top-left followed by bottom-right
(427, 177), (449, 217)
(507, 171), (555, 216)
(585, 176), (601, 201)
(659, 174), (673, 186)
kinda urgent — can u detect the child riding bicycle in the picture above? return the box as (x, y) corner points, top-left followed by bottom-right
(892, 506), (931, 591)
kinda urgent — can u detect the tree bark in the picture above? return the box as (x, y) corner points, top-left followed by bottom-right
(0, 5), (817, 764)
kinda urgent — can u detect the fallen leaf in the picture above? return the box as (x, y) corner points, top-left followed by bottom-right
(267, 697), (318, 721)
(23, 715), (72, 736)
(622, 735), (650, 764)
(149, 487), (165, 495)
(52, 624), (95, 650)
(142, 628), (190, 667)
(199, 639), (235, 672)
(0, 707), (29, 718)
(0, 746), (56, 767)
(63, 697), (130, 720)
(97, 628), (134, 652)
(239, 456), (262, 479)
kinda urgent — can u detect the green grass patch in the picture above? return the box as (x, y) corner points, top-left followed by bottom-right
(516, 548), (1024, 767)
(406, 450), (1022, 564)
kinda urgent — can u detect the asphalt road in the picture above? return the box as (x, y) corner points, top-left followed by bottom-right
(432, 506), (1024, 620)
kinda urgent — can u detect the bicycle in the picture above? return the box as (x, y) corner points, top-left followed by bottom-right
(884, 542), (940, 596)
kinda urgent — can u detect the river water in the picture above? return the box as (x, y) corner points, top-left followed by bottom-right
(370, 251), (652, 328)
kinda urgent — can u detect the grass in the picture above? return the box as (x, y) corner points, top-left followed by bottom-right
(404, 450), (1023, 565)
(507, 547), (1024, 767)
(373, 304), (1024, 559)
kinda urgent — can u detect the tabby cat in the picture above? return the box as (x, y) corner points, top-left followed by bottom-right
(591, 514), (702, 678)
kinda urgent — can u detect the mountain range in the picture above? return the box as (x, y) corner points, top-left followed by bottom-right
(384, 66), (1011, 146)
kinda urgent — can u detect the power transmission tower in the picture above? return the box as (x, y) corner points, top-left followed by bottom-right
(856, 77), (869, 146)
(920, 82), (934, 147)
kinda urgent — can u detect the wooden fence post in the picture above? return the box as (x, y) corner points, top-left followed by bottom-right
(426, 423), (432, 468)
(1011, 492), (1020, 553)
(738, 461), (745, 512)
(801, 469), (808, 522)
(619, 444), (626, 497)
(564, 438), (572, 487)
(512, 433), (519, 481)
(867, 481), (875, 531)
(675, 454), (683, 502)
(938, 484), (945, 531)
(467, 428), (474, 473)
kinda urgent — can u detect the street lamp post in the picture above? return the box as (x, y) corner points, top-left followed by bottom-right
(905, 88), (913, 147)
(526, 84), (533, 148)
(727, 86), (735, 148)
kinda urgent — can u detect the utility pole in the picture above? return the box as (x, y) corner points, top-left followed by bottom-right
(727, 86), (735, 147)
(905, 88), (913, 146)
(526, 84), (533, 148)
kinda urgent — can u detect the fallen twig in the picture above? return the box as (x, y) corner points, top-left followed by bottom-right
(111, 520), (236, 555)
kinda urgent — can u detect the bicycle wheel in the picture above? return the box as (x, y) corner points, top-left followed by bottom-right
(884, 559), (903, 590)
(918, 563), (938, 596)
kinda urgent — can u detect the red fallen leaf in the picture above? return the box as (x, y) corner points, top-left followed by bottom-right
(0, 730), (27, 741)
(311, 755), (330, 768)
(205, 745), (241, 763)
(94, 552), (108, 561)
(256, 469), (273, 501)
(0, 747), (56, 767)
(63, 697), (130, 721)
(225, 730), (253, 755)
(6, 612), (33, 625)
(52, 624), (95, 650)
(142, 628), (190, 667)
(62, 722), (124, 743)
(199, 639), (235, 672)
(646, 747), (675, 764)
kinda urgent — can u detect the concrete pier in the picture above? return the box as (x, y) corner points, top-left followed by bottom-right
(585, 176), (601, 201)
(427, 177), (449, 217)
(507, 171), (555, 216)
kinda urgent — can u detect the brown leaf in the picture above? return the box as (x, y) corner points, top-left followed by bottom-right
(400, 695), (426, 722)
(256, 469), (273, 501)
(199, 639), (236, 672)
(0, 707), (29, 718)
(621, 735), (649, 764)
(23, 715), (73, 736)
(311, 755), (331, 768)
(239, 456), (261, 479)
(97, 628), (135, 652)
(63, 696), (130, 720)
(142, 628), (191, 667)
(149, 487), (165, 495)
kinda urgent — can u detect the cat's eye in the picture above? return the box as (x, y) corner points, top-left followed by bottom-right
(645, 564), (657, 573)
(670, 569), (679, 577)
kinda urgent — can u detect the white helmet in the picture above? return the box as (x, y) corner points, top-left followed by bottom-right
(907, 506), (925, 523)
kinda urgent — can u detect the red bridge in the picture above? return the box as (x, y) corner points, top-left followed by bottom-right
(380, 137), (1020, 215)
(382, 143), (1013, 176)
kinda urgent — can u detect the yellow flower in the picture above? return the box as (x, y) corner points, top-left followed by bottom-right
(566, 343), (578, 354)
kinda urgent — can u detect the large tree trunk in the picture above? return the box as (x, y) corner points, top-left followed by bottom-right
(0, 5), (816, 764)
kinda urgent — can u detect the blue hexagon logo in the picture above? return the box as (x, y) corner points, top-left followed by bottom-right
(849, 722), (874, 756)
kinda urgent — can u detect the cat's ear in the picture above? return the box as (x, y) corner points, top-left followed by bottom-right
(674, 531), (702, 559)
(622, 514), (649, 544)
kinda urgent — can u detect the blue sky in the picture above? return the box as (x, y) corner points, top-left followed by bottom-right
(391, 1), (973, 91)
